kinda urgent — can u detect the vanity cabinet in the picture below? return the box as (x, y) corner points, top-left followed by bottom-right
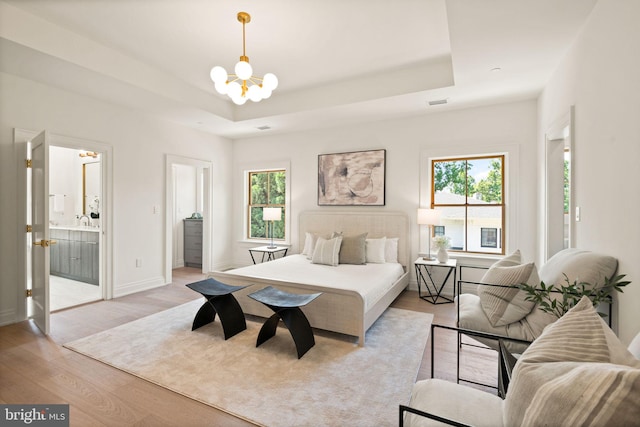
(50, 228), (99, 285)
(183, 219), (203, 268)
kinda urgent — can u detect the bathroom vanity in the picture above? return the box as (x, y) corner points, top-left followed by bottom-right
(50, 226), (99, 285)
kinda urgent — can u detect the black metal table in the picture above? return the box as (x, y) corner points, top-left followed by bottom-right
(186, 278), (249, 340)
(248, 246), (288, 264)
(414, 257), (457, 304)
(248, 286), (322, 359)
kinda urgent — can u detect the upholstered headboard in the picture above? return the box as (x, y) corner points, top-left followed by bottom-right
(298, 210), (410, 268)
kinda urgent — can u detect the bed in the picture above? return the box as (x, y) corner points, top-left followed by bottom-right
(208, 210), (410, 346)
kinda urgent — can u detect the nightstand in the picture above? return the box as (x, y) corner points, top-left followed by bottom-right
(249, 246), (288, 264)
(414, 257), (457, 304)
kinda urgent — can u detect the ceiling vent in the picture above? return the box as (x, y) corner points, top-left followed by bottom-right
(256, 125), (272, 131)
(428, 99), (448, 106)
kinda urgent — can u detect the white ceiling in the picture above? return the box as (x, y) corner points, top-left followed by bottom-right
(0, 0), (597, 139)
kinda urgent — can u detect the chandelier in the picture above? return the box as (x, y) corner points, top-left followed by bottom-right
(210, 12), (278, 105)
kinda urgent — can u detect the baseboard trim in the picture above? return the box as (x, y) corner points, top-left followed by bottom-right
(113, 276), (165, 298)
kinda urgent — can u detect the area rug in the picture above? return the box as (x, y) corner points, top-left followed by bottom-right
(64, 300), (433, 426)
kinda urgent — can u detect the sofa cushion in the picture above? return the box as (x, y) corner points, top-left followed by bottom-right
(406, 378), (504, 427)
(539, 248), (617, 287)
(477, 263), (538, 327)
(457, 293), (536, 353)
(504, 296), (640, 427)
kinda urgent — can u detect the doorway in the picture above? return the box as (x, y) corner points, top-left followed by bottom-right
(49, 146), (102, 311)
(544, 106), (575, 260)
(14, 128), (113, 334)
(164, 155), (213, 285)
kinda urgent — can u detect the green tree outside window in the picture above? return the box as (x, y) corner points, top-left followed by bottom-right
(249, 170), (286, 240)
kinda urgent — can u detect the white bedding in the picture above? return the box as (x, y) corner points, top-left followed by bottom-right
(224, 254), (405, 311)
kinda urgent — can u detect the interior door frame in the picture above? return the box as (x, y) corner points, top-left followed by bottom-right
(544, 106), (575, 261)
(14, 128), (114, 322)
(164, 154), (213, 284)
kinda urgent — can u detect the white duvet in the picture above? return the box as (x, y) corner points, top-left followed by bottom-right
(224, 254), (406, 311)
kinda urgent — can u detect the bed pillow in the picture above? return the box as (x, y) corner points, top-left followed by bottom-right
(365, 237), (387, 263)
(477, 262), (538, 327)
(301, 232), (323, 259)
(331, 232), (367, 264)
(504, 296), (640, 427)
(311, 236), (343, 267)
(385, 237), (399, 263)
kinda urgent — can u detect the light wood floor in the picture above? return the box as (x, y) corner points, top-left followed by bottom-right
(0, 267), (498, 426)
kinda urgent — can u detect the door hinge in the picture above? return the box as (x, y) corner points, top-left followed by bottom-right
(25, 159), (32, 168)
(26, 289), (33, 298)
(26, 225), (32, 233)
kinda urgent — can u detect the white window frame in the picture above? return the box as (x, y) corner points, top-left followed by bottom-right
(241, 160), (291, 245)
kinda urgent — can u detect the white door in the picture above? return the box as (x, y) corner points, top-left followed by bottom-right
(30, 131), (51, 334)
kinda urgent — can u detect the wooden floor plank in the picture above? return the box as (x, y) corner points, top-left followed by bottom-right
(0, 267), (498, 426)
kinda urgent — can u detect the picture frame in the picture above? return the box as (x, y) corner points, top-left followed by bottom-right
(317, 149), (386, 206)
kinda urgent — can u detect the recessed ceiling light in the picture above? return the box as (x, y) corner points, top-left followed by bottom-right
(256, 125), (271, 131)
(490, 67), (502, 73)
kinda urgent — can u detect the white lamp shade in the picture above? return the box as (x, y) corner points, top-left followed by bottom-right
(214, 81), (228, 95)
(417, 208), (440, 225)
(227, 81), (242, 99)
(263, 207), (281, 221)
(231, 95), (248, 105)
(210, 66), (227, 84)
(262, 73), (278, 91)
(234, 60), (253, 80)
(247, 84), (263, 102)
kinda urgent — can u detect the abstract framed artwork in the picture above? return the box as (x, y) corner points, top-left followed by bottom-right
(318, 149), (386, 206)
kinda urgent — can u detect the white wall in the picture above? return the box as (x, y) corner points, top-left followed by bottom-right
(230, 100), (539, 289)
(537, 0), (640, 344)
(0, 72), (233, 325)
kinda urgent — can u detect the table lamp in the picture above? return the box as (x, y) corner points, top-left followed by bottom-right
(263, 207), (282, 249)
(417, 208), (441, 261)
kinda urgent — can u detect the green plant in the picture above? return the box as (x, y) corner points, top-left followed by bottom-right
(518, 274), (630, 318)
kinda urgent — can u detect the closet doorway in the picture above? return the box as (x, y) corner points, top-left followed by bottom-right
(164, 155), (213, 284)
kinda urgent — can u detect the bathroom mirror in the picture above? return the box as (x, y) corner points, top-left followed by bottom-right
(83, 161), (101, 216)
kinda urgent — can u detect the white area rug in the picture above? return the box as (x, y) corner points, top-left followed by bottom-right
(64, 300), (432, 426)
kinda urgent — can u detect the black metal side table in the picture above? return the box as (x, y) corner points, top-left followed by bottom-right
(249, 246), (288, 264)
(248, 286), (322, 359)
(186, 278), (249, 340)
(414, 257), (457, 304)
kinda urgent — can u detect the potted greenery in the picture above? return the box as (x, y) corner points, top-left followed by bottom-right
(518, 274), (630, 318)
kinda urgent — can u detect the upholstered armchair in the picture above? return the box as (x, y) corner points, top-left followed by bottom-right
(456, 248), (618, 353)
(401, 297), (640, 427)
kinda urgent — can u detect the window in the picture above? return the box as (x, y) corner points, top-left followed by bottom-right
(431, 155), (505, 254)
(248, 170), (286, 241)
(434, 226), (445, 236)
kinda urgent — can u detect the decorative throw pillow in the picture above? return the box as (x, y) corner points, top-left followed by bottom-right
(495, 249), (522, 267)
(331, 232), (367, 264)
(477, 262), (538, 327)
(301, 232), (321, 259)
(384, 237), (399, 263)
(504, 296), (640, 427)
(365, 237), (386, 263)
(311, 236), (342, 267)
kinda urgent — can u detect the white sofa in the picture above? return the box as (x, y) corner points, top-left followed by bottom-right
(457, 248), (618, 352)
(402, 296), (640, 426)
